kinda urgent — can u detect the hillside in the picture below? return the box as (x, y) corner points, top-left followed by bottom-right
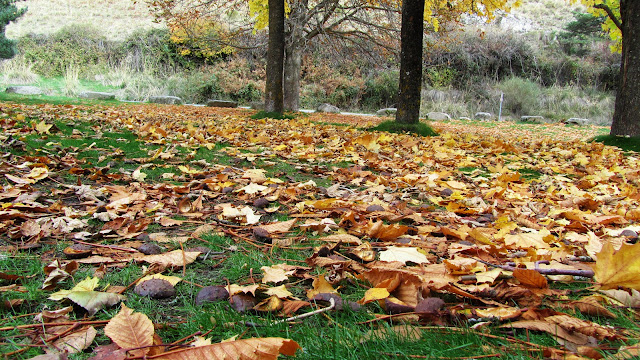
(6, 0), (162, 41)
(6, 0), (586, 41)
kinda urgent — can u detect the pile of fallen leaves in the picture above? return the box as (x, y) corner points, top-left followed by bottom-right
(1, 101), (639, 359)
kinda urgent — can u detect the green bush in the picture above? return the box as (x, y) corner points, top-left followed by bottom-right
(498, 77), (542, 116)
(18, 25), (112, 77)
(115, 28), (192, 75)
(361, 71), (398, 111)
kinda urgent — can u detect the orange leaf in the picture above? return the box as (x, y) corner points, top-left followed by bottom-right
(513, 269), (548, 289)
(150, 337), (300, 360)
(104, 304), (154, 357)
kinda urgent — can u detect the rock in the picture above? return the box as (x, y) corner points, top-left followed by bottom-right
(385, 298), (415, 314)
(427, 112), (451, 121)
(134, 279), (175, 299)
(366, 204), (385, 212)
(230, 294), (258, 312)
(148, 96), (182, 105)
(253, 228), (272, 243)
(376, 108), (397, 116)
(196, 286), (229, 305)
(63, 244), (93, 259)
(474, 112), (493, 120)
(253, 197), (270, 208)
(459, 117), (472, 121)
(137, 243), (163, 255)
(78, 91), (116, 100)
(565, 118), (591, 126)
(5, 86), (44, 95)
(206, 99), (238, 108)
(520, 116), (549, 124)
(316, 103), (340, 113)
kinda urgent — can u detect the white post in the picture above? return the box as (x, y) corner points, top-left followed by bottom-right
(498, 92), (504, 122)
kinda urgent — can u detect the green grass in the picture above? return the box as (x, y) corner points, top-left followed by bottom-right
(368, 120), (439, 137)
(250, 111), (296, 120)
(591, 134), (640, 153)
(0, 91), (122, 107)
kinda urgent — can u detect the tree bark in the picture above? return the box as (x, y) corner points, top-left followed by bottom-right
(284, 45), (303, 111)
(265, 0), (285, 113)
(395, 0), (425, 125)
(610, 0), (640, 137)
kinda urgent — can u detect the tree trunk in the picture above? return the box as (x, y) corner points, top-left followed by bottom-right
(610, 0), (640, 137)
(395, 0), (425, 125)
(283, 0), (307, 112)
(284, 45), (303, 111)
(265, 0), (285, 113)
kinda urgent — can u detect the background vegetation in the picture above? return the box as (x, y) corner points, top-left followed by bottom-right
(0, 0), (620, 124)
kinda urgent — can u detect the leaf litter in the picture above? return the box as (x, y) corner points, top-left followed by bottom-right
(0, 101), (638, 359)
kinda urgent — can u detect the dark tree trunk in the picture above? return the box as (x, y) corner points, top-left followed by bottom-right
(395, 0), (425, 125)
(265, 0), (285, 113)
(610, 0), (640, 136)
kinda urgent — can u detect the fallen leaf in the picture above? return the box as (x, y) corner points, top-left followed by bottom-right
(150, 337), (300, 360)
(54, 326), (97, 354)
(140, 250), (201, 268)
(104, 304), (154, 357)
(358, 287), (390, 304)
(379, 246), (429, 265)
(594, 242), (640, 290)
(261, 264), (295, 284)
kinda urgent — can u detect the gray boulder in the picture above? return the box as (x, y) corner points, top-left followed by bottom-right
(6, 86), (44, 95)
(249, 102), (264, 110)
(376, 108), (397, 116)
(427, 112), (451, 121)
(79, 91), (116, 100)
(316, 103), (340, 113)
(520, 116), (549, 124)
(206, 99), (238, 108)
(149, 96), (182, 105)
(565, 118), (591, 126)
(474, 112), (493, 120)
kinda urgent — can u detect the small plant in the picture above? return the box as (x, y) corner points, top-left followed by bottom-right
(368, 120), (439, 137)
(250, 111), (295, 120)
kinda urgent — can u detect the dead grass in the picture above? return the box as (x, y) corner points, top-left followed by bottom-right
(5, 0), (163, 41)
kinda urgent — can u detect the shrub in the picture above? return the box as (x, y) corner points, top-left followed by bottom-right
(361, 70), (398, 111)
(18, 25), (112, 77)
(498, 77), (542, 116)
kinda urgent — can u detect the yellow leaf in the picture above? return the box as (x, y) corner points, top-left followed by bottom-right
(104, 304), (154, 357)
(358, 287), (390, 304)
(138, 273), (183, 286)
(35, 120), (53, 134)
(306, 276), (338, 299)
(595, 242), (640, 290)
(265, 285), (293, 298)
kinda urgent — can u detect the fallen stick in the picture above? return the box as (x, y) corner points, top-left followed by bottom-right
(472, 258), (595, 278)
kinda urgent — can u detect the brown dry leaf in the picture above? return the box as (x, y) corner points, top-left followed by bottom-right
(281, 300), (311, 316)
(257, 219), (297, 234)
(599, 288), (640, 307)
(150, 337), (300, 360)
(502, 319), (592, 346)
(104, 304), (154, 357)
(612, 344), (640, 359)
(513, 268), (548, 289)
(317, 234), (362, 245)
(565, 296), (617, 318)
(474, 307), (522, 320)
(594, 242), (640, 290)
(545, 315), (619, 341)
(43, 260), (79, 290)
(140, 250), (201, 268)
(54, 326), (97, 354)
